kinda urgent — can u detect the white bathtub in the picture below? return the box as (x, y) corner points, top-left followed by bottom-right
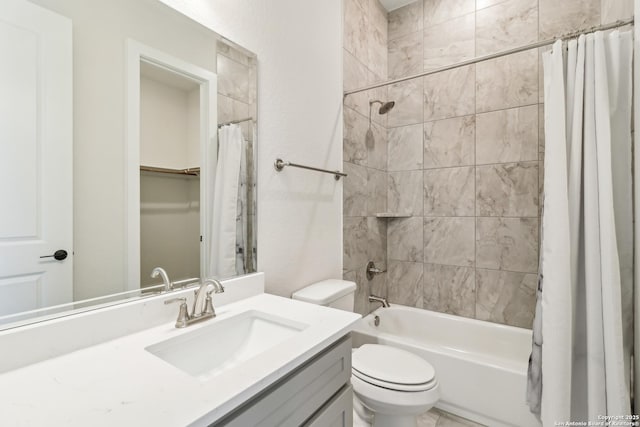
(351, 304), (541, 427)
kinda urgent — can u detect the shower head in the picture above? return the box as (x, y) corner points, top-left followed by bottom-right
(369, 100), (395, 115)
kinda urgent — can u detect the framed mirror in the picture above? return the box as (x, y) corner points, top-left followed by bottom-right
(0, 0), (258, 329)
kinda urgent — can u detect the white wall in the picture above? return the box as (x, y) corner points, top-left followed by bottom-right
(140, 77), (190, 169)
(159, 0), (344, 297)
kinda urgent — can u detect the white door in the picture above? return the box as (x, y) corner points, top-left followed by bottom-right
(0, 0), (73, 316)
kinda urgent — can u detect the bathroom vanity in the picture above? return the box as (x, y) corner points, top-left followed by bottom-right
(0, 274), (359, 426)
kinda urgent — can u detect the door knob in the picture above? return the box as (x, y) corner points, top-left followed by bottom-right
(40, 249), (68, 261)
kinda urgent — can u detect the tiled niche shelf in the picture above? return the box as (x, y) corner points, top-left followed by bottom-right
(375, 213), (412, 218)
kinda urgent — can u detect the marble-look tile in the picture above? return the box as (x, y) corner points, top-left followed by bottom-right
(539, 0), (600, 39)
(367, 74), (390, 127)
(424, 217), (475, 266)
(436, 410), (486, 427)
(388, 124), (423, 171)
(418, 409), (441, 427)
(476, 0), (538, 56)
(538, 104), (544, 154)
(388, 31), (423, 79)
(476, 217), (538, 273)
(388, 78), (423, 127)
(476, 0), (509, 9)
(476, 50), (538, 113)
(476, 162), (539, 217)
(369, 0), (388, 33)
(423, 0), (475, 27)
(424, 65), (475, 121)
(538, 159), (544, 217)
(367, 168), (387, 215)
(344, 0), (369, 65)
(217, 95), (250, 126)
(389, 1), (423, 41)
(352, 0), (369, 12)
(420, 408), (486, 427)
(424, 116), (475, 168)
(424, 167), (475, 216)
(343, 162), (368, 216)
(423, 264), (475, 318)
(343, 50), (370, 118)
(423, 13), (475, 71)
(476, 105), (538, 164)
(367, 216), (387, 262)
(343, 107), (367, 165)
(388, 217), (424, 262)
(368, 121), (387, 170)
(388, 170), (423, 215)
(387, 261), (423, 308)
(602, 0), (633, 23)
(217, 41), (252, 67)
(344, 217), (368, 271)
(476, 269), (536, 328)
(217, 55), (250, 103)
(368, 24), (388, 81)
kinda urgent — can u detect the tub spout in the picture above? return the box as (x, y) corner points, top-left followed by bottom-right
(368, 294), (390, 308)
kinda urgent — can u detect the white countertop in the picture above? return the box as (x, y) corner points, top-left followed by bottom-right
(0, 293), (360, 426)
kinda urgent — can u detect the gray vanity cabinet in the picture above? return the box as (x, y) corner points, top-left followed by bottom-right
(215, 335), (353, 427)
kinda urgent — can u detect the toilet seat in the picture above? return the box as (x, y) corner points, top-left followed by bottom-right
(352, 344), (436, 392)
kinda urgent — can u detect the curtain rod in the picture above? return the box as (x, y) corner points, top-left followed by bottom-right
(218, 116), (254, 128)
(343, 18), (634, 97)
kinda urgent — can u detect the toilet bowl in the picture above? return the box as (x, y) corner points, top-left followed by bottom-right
(351, 344), (439, 427)
(292, 280), (440, 427)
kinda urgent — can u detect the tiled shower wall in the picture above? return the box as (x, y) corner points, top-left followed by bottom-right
(342, 0), (390, 316)
(343, 0), (633, 325)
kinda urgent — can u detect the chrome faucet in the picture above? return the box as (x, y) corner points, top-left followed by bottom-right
(164, 278), (225, 328)
(368, 295), (390, 308)
(151, 267), (172, 291)
(192, 278), (225, 317)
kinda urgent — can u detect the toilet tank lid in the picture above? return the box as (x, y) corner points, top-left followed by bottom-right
(291, 279), (356, 305)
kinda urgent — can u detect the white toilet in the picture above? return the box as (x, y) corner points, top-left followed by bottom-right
(292, 280), (440, 427)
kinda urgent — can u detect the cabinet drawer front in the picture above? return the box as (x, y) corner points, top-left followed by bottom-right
(304, 385), (353, 427)
(217, 335), (352, 427)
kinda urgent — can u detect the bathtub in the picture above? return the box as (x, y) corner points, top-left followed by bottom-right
(351, 304), (541, 427)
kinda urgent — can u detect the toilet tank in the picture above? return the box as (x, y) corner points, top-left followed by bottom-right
(291, 279), (356, 311)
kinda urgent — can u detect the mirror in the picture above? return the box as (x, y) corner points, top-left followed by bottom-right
(0, 0), (257, 329)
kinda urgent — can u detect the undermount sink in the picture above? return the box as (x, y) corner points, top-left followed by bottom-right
(145, 310), (309, 381)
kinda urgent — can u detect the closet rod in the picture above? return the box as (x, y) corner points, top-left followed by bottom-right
(140, 165), (200, 176)
(343, 17), (634, 97)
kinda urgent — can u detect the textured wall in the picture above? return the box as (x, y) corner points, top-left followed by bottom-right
(161, 0), (344, 298)
(345, 0), (633, 327)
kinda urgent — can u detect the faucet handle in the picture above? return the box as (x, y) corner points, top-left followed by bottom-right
(202, 291), (216, 317)
(165, 297), (189, 328)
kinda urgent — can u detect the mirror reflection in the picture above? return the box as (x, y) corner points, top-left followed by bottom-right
(0, 0), (257, 328)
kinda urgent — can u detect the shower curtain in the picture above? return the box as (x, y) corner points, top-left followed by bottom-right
(528, 31), (633, 425)
(207, 124), (243, 279)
